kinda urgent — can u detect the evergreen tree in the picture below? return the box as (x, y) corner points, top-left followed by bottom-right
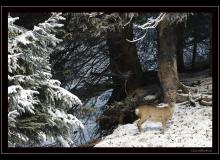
(8, 13), (84, 147)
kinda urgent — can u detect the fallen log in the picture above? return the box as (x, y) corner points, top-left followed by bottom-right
(176, 93), (212, 106)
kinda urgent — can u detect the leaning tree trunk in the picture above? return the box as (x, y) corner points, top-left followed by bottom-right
(98, 22), (146, 136)
(157, 15), (179, 104)
(107, 23), (145, 104)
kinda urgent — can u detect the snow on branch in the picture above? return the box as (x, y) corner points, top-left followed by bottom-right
(46, 107), (85, 147)
(8, 85), (40, 114)
(126, 13), (166, 42)
(8, 16), (24, 36)
(8, 110), (20, 123)
(45, 79), (82, 109)
(8, 16), (19, 25)
(8, 53), (23, 73)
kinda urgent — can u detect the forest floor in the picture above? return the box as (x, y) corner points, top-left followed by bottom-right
(94, 69), (212, 147)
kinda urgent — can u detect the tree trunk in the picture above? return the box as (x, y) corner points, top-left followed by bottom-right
(158, 15), (179, 104)
(176, 23), (185, 73)
(107, 23), (144, 104)
(191, 28), (197, 71)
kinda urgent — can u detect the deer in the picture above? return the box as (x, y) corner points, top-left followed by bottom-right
(135, 102), (175, 133)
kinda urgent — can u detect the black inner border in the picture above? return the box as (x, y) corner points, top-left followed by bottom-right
(1, 5), (219, 154)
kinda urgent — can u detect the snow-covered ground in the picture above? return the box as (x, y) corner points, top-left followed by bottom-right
(95, 104), (212, 147)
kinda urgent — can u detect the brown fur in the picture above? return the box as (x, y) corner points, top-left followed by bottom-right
(135, 104), (174, 133)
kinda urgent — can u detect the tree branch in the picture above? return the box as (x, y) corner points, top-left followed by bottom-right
(126, 13), (166, 42)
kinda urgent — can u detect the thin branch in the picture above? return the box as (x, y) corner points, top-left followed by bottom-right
(126, 30), (148, 42)
(126, 13), (166, 43)
(137, 13), (166, 30)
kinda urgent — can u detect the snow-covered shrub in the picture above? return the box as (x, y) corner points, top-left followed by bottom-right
(8, 13), (84, 147)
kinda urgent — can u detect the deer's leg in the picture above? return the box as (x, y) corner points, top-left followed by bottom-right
(161, 120), (167, 134)
(137, 118), (147, 132)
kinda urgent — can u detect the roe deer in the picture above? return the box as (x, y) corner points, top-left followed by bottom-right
(135, 103), (175, 133)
